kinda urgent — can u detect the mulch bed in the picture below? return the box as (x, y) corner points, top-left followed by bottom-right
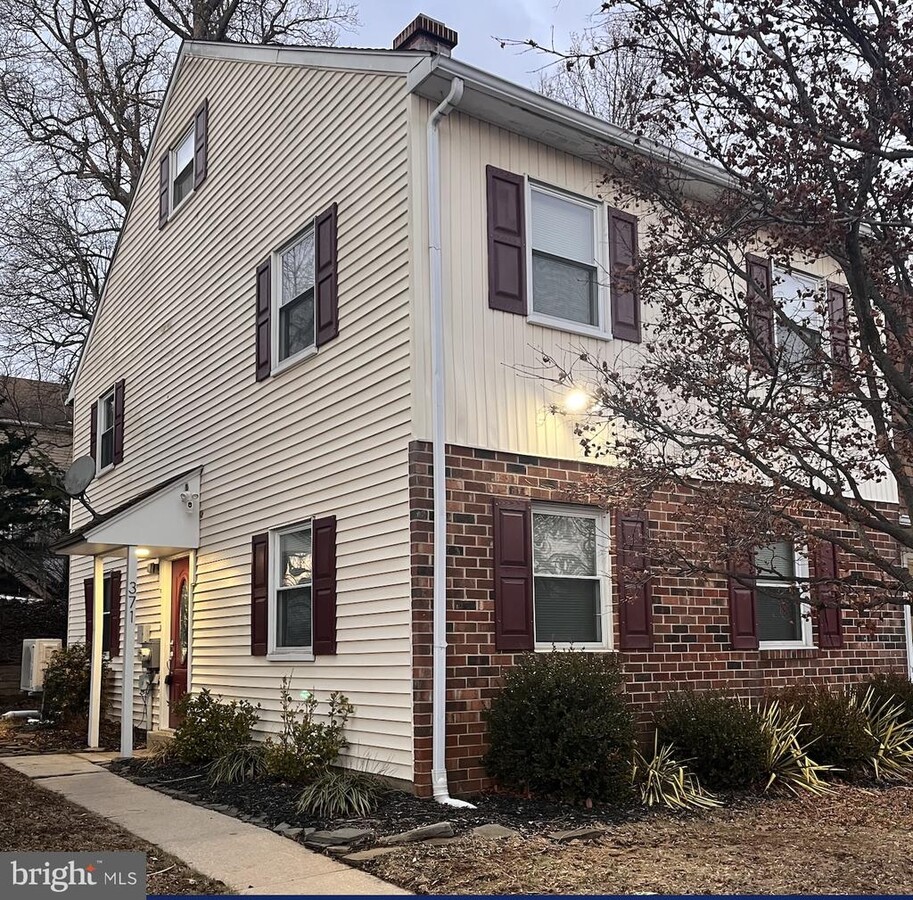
(0, 718), (144, 756)
(0, 764), (229, 895)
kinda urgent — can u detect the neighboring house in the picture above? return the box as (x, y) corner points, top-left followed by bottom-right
(55, 16), (908, 798)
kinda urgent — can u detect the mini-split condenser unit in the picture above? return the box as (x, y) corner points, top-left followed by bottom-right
(20, 639), (62, 693)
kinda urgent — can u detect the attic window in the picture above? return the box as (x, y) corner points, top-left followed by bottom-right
(171, 128), (195, 211)
(98, 387), (116, 470)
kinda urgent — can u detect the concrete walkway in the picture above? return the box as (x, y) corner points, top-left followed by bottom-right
(1, 753), (409, 896)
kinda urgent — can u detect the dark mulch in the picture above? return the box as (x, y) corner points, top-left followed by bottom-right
(0, 765), (229, 895)
(111, 758), (644, 838)
(0, 718), (144, 756)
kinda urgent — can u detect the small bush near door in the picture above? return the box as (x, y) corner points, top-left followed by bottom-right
(171, 689), (260, 764)
(42, 643), (107, 725)
(655, 691), (767, 791)
(483, 650), (634, 804)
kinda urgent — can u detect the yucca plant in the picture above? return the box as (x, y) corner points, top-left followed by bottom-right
(758, 700), (832, 796)
(632, 735), (722, 810)
(297, 768), (387, 817)
(207, 744), (269, 786)
(855, 687), (913, 781)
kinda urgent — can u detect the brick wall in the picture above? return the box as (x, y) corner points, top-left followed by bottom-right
(409, 440), (909, 797)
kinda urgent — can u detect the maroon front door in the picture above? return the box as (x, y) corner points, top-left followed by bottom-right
(168, 557), (190, 728)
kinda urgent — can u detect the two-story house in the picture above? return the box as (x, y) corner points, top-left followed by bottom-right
(55, 15), (909, 800)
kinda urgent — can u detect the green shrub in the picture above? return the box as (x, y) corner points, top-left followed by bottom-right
(857, 673), (913, 722)
(263, 677), (353, 784)
(297, 769), (387, 817)
(207, 744), (269, 786)
(42, 643), (107, 725)
(483, 650), (634, 804)
(171, 689), (260, 765)
(654, 691), (767, 791)
(778, 684), (871, 775)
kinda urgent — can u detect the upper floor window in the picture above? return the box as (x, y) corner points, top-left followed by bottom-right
(98, 387), (116, 470)
(753, 540), (812, 647)
(171, 128), (195, 211)
(158, 100), (208, 228)
(278, 226), (316, 363)
(773, 267), (824, 371)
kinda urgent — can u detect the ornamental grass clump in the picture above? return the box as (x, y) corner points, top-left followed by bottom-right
(207, 744), (268, 786)
(758, 699), (831, 796)
(297, 769), (387, 817)
(632, 735), (721, 810)
(855, 687), (913, 781)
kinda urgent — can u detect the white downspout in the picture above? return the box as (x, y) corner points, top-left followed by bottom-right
(427, 76), (473, 808)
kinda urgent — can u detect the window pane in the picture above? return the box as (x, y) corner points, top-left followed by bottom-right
(531, 189), (595, 265)
(753, 541), (795, 580)
(757, 585), (802, 642)
(279, 290), (315, 360)
(533, 513), (597, 576)
(281, 231), (315, 307)
(778, 322), (822, 370)
(100, 429), (114, 468)
(280, 528), (312, 587)
(102, 393), (115, 429)
(534, 576), (601, 643)
(277, 585), (311, 648)
(173, 165), (194, 208)
(174, 131), (194, 173)
(532, 253), (598, 325)
(101, 579), (112, 655)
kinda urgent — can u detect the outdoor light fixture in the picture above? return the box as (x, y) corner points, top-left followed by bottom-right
(136, 547), (151, 558)
(564, 388), (591, 414)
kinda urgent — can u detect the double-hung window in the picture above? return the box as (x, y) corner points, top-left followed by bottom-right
(754, 540), (813, 647)
(271, 522), (313, 654)
(275, 226), (316, 365)
(532, 504), (609, 647)
(529, 185), (600, 330)
(97, 387), (116, 471)
(171, 129), (195, 212)
(773, 267), (824, 374)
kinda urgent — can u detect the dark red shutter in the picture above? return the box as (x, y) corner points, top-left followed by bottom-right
(608, 209), (641, 343)
(746, 254), (774, 370)
(827, 282), (850, 368)
(112, 379), (125, 465)
(158, 153), (169, 228)
(193, 99), (208, 188)
(89, 401), (98, 462)
(486, 166), (527, 315)
(250, 533), (269, 656)
(315, 204), (339, 347)
(728, 552), (759, 649)
(492, 498), (534, 650)
(617, 510), (652, 649)
(84, 578), (94, 646)
(109, 571), (122, 657)
(312, 516), (337, 655)
(815, 541), (844, 648)
(255, 258), (271, 381)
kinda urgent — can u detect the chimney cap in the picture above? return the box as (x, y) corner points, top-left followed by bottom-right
(393, 14), (458, 56)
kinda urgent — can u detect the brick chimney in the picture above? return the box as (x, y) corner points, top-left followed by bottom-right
(392, 14), (458, 56)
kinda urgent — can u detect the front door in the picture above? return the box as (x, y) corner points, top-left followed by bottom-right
(168, 557), (190, 728)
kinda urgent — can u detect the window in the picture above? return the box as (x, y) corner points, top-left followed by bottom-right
(276, 227), (316, 363)
(271, 523), (313, 652)
(754, 540), (812, 647)
(773, 267), (824, 372)
(171, 128), (195, 211)
(532, 505), (608, 646)
(98, 387), (115, 470)
(101, 576), (113, 656)
(529, 185), (599, 328)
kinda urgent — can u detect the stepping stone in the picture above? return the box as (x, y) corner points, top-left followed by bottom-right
(472, 824), (519, 839)
(378, 822), (454, 845)
(548, 826), (608, 842)
(305, 828), (374, 848)
(423, 836), (462, 846)
(345, 847), (400, 862)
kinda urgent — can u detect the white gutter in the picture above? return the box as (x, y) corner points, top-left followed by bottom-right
(427, 75), (474, 809)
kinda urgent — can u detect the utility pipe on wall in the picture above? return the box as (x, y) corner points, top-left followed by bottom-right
(427, 76), (474, 809)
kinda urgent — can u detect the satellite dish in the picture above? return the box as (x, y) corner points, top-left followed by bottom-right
(63, 456), (96, 498)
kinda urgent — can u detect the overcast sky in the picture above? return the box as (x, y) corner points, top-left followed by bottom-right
(353, 1), (600, 88)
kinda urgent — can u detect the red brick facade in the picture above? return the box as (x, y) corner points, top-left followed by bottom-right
(409, 440), (909, 797)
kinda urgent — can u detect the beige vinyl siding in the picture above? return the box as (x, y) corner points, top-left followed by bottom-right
(67, 56), (415, 779)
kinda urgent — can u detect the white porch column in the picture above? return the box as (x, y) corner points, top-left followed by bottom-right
(120, 546), (138, 758)
(88, 555), (104, 749)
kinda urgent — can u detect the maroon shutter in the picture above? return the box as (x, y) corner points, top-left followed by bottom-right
(255, 258), (271, 381)
(158, 153), (169, 228)
(84, 578), (94, 646)
(89, 401), (98, 462)
(109, 571), (122, 657)
(250, 533), (269, 655)
(617, 510), (652, 649)
(815, 541), (844, 648)
(112, 379), (125, 465)
(728, 552), (759, 649)
(827, 282), (850, 368)
(608, 209), (641, 343)
(314, 204), (339, 347)
(492, 498), (534, 650)
(312, 516), (337, 655)
(746, 254), (774, 370)
(486, 166), (527, 315)
(193, 99), (208, 188)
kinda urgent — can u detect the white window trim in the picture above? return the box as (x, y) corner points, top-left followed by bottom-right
(757, 543), (815, 650)
(267, 519), (315, 661)
(531, 502), (613, 652)
(525, 179), (610, 339)
(168, 126), (196, 220)
(270, 220), (318, 375)
(95, 385), (116, 477)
